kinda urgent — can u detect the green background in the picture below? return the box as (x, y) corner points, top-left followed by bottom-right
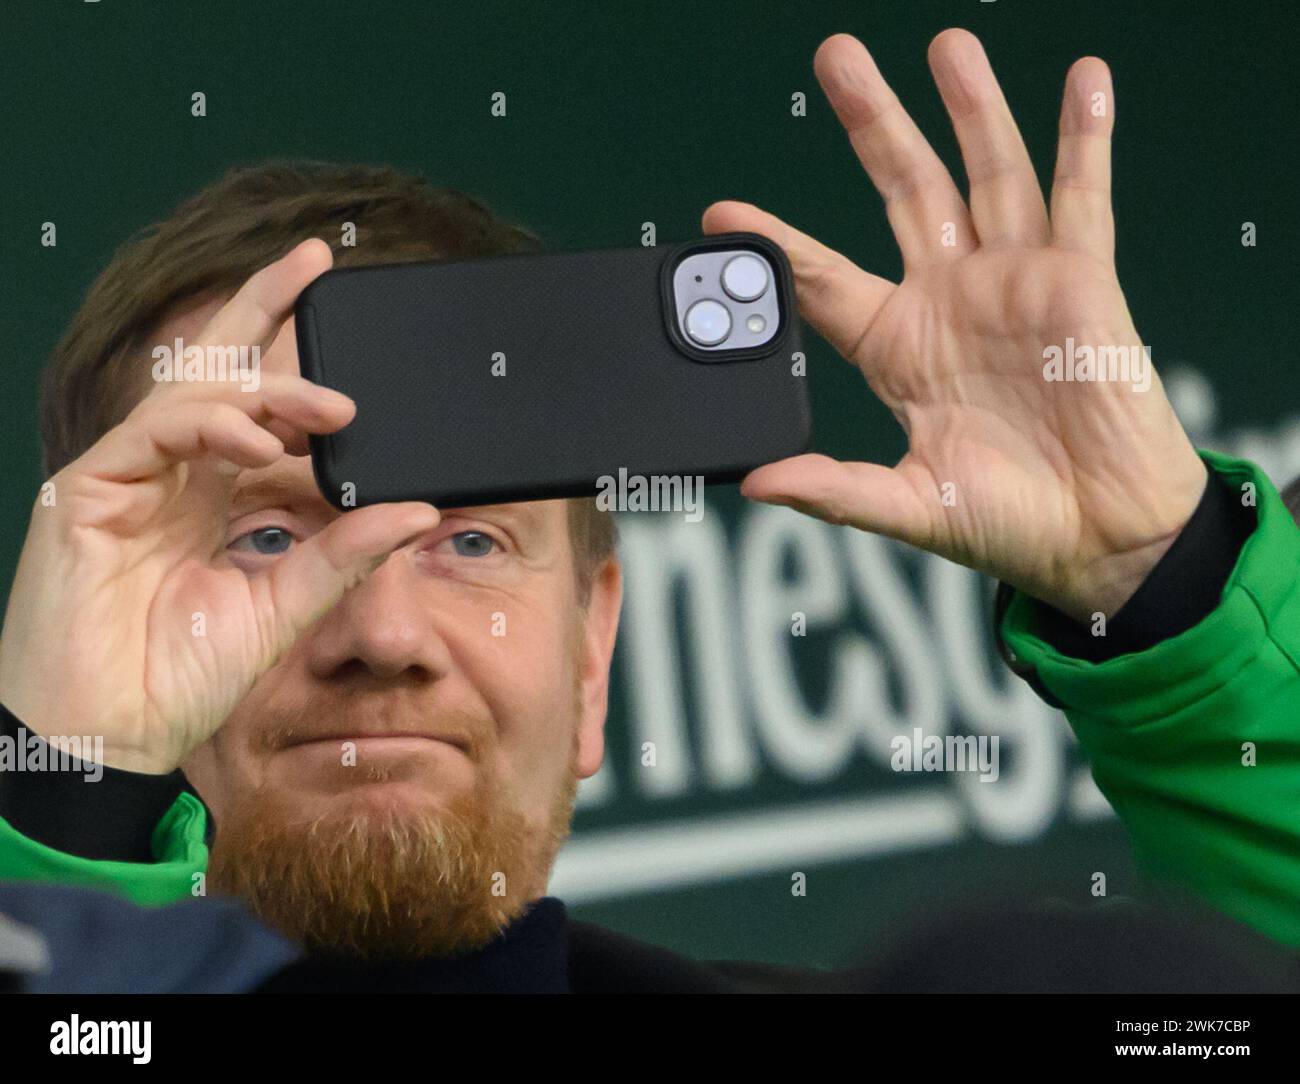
(3, 0), (1296, 968)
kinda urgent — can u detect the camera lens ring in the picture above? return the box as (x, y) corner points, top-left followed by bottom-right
(721, 254), (770, 302)
(684, 299), (733, 346)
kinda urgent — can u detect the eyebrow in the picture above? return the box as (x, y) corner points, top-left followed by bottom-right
(230, 473), (320, 517)
(230, 474), (551, 534)
(442, 500), (550, 534)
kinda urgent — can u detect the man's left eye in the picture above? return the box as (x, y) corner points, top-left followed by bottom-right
(446, 530), (498, 557)
(228, 526), (295, 556)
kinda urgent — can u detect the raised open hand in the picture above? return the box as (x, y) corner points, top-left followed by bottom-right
(705, 30), (1207, 622)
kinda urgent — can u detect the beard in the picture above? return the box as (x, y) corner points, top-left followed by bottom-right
(205, 701), (581, 963)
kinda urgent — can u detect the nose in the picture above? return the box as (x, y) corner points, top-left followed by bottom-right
(304, 549), (449, 682)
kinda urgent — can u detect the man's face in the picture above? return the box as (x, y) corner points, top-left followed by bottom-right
(153, 295), (622, 958)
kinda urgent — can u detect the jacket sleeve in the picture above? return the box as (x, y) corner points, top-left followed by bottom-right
(999, 448), (1300, 946)
(0, 705), (207, 906)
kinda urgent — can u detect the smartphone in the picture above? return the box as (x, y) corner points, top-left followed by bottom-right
(294, 231), (812, 510)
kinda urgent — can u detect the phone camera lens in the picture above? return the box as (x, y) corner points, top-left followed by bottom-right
(685, 299), (732, 345)
(721, 254), (769, 302)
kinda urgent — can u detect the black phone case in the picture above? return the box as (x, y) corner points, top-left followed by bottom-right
(294, 231), (811, 510)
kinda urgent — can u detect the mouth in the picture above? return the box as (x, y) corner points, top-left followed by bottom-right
(280, 732), (472, 756)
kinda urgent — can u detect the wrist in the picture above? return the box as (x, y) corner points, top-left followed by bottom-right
(1038, 459), (1211, 623)
(0, 682), (179, 777)
(1049, 531), (1184, 623)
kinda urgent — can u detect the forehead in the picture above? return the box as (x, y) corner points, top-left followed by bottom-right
(149, 296), (570, 534)
(150, 292), (301, 378)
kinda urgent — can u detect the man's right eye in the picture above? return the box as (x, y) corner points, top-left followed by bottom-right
(228, 526), (296, 557)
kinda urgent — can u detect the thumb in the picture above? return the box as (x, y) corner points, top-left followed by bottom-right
(259, 502), (441, 652)
(741, 454), (931, 546)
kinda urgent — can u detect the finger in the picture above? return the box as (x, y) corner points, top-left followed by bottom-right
(262, 417), (311, 457)
(84, 402), (286, 492)
(198, 238), (333, 357)
(83, 374), (354, 481)
(741, 453), (932, 548)
(814, 33), (975, 268)
(1050, 56), (1115, 263)
(60, 401), (294, 534)
(170, 318), (314, 457)
(152, 369), (352, 429)
(927, 29), (1050, 247)
(258, 503), (442, 653)
(146, 402), (287, 469)
(702, 200), (894, 360)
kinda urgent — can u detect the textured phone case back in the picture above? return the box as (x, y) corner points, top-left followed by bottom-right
(295, 233), (811, 509)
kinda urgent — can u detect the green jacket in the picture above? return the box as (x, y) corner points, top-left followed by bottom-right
(2, 449), (1298, 943)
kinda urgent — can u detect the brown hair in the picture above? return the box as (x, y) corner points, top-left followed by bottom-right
(40, 160), (617, 604)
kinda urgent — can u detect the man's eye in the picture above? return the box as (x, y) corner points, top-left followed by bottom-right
(446, 530), (498, 558)
(228, 527), (295, 557)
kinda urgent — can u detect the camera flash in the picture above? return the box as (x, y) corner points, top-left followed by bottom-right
(746, 315), (766, 334)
